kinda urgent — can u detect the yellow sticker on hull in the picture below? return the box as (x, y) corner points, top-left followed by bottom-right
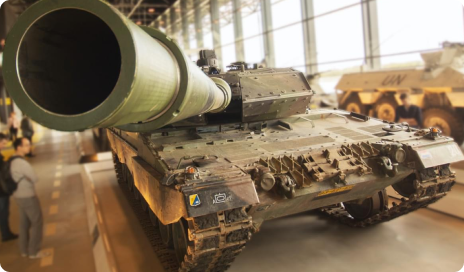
(189, 194), (201, 206)
(317, 185), (355, 197)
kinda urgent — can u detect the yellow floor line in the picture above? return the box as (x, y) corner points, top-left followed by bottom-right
(52, 191), (60, 199)
(55, 172), (62, 178)
(44, 223), (57, 236)
(103, 234), (111, 253)
(57, 159), (62, 164)
(49, 205), (59, 215)
(40, 248), (54, 267)
(53, 180), (61, 187)
(97, 211), (103, 224)
(56, 165), (62, 170)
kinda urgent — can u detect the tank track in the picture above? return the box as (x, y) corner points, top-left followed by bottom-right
(112, 153), (252, 272)
(320, 179), (456, 228)
(112, 152), (179, 271)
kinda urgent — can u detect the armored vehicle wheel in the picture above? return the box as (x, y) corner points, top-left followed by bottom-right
(343, 190), (387, 220)
(159, 221), (173, 248)
(423, 107), (464, 145)
(172, 219), (189, 264)
(149, 210), (159, 227)
(375, 97), (397, 122)
(341, 95), (365, 114)
(392, 173), (416, 198)
(140, 196), (149, 213)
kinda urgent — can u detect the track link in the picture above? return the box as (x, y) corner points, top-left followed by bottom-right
(112, 153), (252, 272)
(321, 178), (456, 228)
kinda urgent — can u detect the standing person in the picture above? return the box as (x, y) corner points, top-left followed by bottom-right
(11, 137), (47, 258)
(7, 112), (19, 141)
(20, 115), (35, 157)
(0, 133), (18, 242)
(395, 93), (423, 128)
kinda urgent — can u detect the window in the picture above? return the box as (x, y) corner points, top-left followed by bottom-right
(220, 0), (236, 68)
(271, 0), (305, 71)
(378, 0), (464, 67)
(313, 1), (364, 71)
(242, 0), (264, 64)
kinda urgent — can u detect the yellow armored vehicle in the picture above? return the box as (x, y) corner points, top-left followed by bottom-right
(337, 42), (464, 145)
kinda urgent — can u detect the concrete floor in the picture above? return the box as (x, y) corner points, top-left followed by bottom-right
(0, 129), (95, 272)
(229, 209), (464, 272)
(1, 128), (464, 272)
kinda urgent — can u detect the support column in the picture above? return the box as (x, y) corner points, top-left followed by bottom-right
(162, 14), (168, 34)
(361, 0), (381, 70)
(194, 0), (204, 48)
(301, 0), (318, 74)
(260, 0), (275, 68)
(170, 8), (177, 37)
(210, 0), (223, 67)
(232, 0), (245, 62)
(181, 0), (190, 50)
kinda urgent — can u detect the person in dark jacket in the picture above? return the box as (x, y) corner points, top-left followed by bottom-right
(0, 132), (18, 242)
(8, 112), (19, 141)
(395, 93), (423, 128)
(20, 116), (35, 157)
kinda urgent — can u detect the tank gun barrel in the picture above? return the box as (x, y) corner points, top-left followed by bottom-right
(2, 0), (231, 132)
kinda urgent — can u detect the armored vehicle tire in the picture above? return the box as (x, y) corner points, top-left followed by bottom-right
(343, 190), (387, 220)
(375, 97), (397, 122)
(423, 107), (464, 145)
(172, 219), (189, 265)
(340, 95), (365, 114)
(159, 221), (174, 248)
(392, 173), (416, 198)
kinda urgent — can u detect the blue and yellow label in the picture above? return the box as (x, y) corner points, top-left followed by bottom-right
(189, 194), (201, 207)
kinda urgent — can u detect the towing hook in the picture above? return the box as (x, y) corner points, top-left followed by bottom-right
(276, 175), (296, 199)
(377, 156), (398, 177)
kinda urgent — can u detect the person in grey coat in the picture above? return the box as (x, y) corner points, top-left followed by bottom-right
(11, 137), (47, 259)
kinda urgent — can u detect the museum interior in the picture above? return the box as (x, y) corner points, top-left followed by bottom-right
(0, 0), (463, 271)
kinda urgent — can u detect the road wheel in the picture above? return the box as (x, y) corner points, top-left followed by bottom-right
(392, 173), (416, 198)
(343, 190), (388, 220)
(172, 219), (189, 265)
(375, 97), (397, 122)
(423, 107), (464, 145)
(159, 221), (174, 248)
(340, 95), (365, 114)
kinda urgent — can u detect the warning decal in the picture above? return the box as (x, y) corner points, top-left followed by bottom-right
(317, 185), (355, 197)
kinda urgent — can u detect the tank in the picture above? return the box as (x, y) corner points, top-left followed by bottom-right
(3, 1), (464, 271)
(337, 42), (464, 145)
